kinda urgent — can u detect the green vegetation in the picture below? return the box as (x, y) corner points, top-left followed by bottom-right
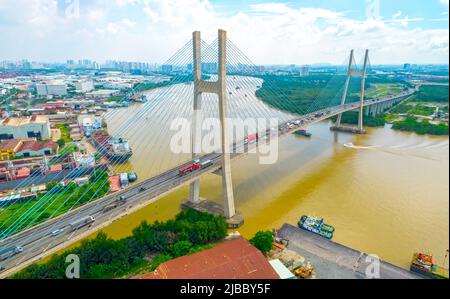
(0, 171), (110, 236)
(255, 75), (410, 115)
(414, 85), (449, 103)
(57, 139), (66, 148)
(365, 83), (404, 99)
(392, 117), (449, 136)
(106, 97), (122, 103)
(385, 113), (401, 123)
(55, 124), (73, 143)
(133, 76), (189, 92)
(331, 111), (387, 127)
(30, 98), (47, 107)
(391, 101), (438, 117)
(58, 144), (79, 156)
(250, 231), (274, 254)
(12, 209), (228, 279)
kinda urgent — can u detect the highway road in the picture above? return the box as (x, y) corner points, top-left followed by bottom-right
(0, 88), (415, 278)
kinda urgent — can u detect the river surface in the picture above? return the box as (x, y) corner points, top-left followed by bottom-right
(91, 77), (449, 270)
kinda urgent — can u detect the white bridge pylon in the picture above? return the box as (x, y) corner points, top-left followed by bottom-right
(189, 29), (236, 219)
(335, 49), (370, 132)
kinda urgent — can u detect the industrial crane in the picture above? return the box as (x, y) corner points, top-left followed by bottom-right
(2, 92), (12, 118)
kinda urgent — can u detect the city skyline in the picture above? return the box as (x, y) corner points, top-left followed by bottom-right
(0, 0), (448, 65)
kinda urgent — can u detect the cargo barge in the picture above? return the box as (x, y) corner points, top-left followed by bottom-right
(90, 131), (133, 164)
(410, 252), (449, 279)
(298, 216), (335, 240)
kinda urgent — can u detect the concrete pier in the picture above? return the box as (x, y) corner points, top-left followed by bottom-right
(277, 224), (427, 279)
(181, 198), (244, 229)
(330, 125), (367, 134)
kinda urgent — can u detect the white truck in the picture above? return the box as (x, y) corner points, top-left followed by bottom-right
(69, 216), (96, 232)
(0, 246), (23, 262)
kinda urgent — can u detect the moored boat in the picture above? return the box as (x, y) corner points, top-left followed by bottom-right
(298, 215), (335, 239)
(295, 130), (312, 137)
(90, 131), (133, 164)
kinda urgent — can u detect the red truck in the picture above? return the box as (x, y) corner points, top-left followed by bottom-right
(179, 160), (201, 176)
(244, 133), (259, 144)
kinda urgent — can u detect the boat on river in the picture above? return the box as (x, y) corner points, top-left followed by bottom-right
(298, 216), (335, 240)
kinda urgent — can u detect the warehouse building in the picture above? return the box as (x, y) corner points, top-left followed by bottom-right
(0, 116), (51, 141)
(139, 237), (280, 279)
(36, 83), (68, 96)
(0, 138), (58, 160)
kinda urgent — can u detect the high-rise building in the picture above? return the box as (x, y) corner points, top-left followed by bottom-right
(300, 66), (310, 77)
(161, 65), (173, 73)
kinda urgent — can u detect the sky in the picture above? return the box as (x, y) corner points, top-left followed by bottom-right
(0, 0), (448, 65)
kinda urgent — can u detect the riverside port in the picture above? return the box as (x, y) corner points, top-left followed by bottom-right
(276, 224), (428, 279)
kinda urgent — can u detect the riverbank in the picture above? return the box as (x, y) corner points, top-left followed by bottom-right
(11, 210), (228, 279)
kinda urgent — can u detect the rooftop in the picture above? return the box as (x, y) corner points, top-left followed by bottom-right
(139, 237), (280, 280)
(0, 116), (49, 127)
(0, 139), (58, 153)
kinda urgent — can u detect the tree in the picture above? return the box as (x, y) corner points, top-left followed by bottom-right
(57, 139), (66, 148)
(250, 231), (274, 254)
(171, 241), (193, 257)
(46, 181), (59, 191)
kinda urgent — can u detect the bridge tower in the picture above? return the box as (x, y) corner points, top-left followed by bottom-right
(187, 29), (241, 226)
(333, 49), (370, 134)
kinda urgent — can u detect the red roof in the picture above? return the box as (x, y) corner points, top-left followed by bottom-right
(109, 176), (121, 192)
(18, 140), (58, 152)
(139, 237), (280, 280)
(50, 165), (63, 172)
(0, 139), (22, 151)
(16, 168), (31, 179)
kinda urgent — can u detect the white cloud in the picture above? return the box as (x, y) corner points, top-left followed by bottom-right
(0, 0), (448, 64)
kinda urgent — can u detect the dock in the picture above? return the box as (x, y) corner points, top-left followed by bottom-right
(277, 224), (427, 279)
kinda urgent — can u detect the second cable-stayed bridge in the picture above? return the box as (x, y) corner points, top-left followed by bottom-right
(0, 29), (416, 278)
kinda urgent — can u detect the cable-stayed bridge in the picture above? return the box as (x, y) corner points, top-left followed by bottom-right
(0, 30), (416, 278)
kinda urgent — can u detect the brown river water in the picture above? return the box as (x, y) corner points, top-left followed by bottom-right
(77, 78), (448, 270)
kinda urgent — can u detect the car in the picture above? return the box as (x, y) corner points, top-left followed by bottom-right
(51, 229), (64, 237)
(139, 187), (146, 193)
